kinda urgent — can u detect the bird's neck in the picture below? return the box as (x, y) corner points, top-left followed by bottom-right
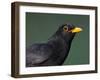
(63, 36), (75, 45)
(47, 35), (71, 48)
(47, 35), (73, 64)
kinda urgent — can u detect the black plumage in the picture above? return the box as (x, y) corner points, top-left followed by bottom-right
(26, 23), (82, 67)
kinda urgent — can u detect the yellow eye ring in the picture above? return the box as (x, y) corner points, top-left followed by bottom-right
(63, 26), (68, 32)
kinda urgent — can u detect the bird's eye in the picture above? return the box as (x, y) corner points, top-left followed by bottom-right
(63, 26), (68, 31)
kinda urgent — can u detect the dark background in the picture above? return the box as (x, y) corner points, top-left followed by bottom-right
(26, 12), (89, 65)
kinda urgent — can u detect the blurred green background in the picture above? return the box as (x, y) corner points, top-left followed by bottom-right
(26, 12), (89, 65)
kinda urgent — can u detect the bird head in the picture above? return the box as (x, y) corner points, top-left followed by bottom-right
(56, 23), (82, 43)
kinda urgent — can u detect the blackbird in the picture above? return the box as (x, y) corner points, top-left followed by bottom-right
(26, 23), (82, 67)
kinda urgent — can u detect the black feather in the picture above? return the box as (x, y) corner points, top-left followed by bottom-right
(26, 23), (78, 67)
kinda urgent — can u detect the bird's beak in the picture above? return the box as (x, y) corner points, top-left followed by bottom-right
(71, 27), (82, 33)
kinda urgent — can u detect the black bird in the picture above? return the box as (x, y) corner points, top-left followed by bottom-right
(26, 23), (82, 67)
